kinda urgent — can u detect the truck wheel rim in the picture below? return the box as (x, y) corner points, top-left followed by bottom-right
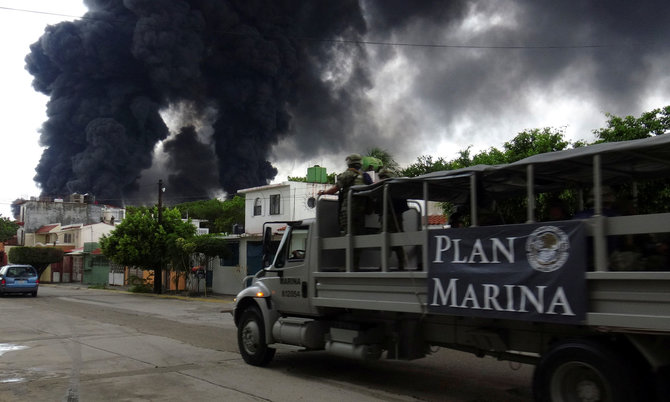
(242, 320), (260, 354)
(551, 361), (611, 402)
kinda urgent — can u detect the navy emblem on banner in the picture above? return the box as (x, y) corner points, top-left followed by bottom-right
(526, 225), (571, 273)
(427, 221), (586, 324)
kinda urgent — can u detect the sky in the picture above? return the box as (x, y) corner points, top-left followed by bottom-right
(0, 0), (87, 217)
(1, 1), (670, 219)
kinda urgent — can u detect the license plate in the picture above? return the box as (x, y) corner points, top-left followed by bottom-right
(17, 280), (26, 284)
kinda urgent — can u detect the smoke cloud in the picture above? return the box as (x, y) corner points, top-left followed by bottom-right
(25, 1), (670, 206)
(26, 0), (373, 205)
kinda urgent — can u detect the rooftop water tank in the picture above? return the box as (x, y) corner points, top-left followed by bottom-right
(306, 165), (328, 183)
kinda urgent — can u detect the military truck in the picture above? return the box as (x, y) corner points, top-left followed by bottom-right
(233, 135), (670, 401)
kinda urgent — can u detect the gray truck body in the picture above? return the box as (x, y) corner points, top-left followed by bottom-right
(234, 135), (670, 401)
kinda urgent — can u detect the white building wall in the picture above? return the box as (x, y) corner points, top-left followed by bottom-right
(22, 232), (35, 247)
(213, 181), (330, 295)
(239, 181), (330, 234)
(19, 201), (124, 233)
(211, 237), (251, 295)
(81, 222), (115, 244)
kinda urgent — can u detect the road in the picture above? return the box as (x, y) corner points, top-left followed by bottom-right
(0, 285), (533, 401)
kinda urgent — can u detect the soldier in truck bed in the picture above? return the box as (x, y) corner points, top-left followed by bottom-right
(318, 153), (366, 235)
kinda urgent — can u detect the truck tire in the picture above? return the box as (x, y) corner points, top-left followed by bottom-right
(655, 365), (670, 402)
(237, 306), (276, 366)
(533, 339), (646, 402)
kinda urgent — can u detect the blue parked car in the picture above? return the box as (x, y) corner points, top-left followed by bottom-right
(0, 264), (39, 297)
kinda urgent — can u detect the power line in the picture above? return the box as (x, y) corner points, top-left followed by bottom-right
(306, 36), (608, 50)
(0, 5), (82, 20)
(0, 5), (613, 51)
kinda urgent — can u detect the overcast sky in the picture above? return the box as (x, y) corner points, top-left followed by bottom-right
(0, 0), (86, 217)
(2, 1), (669, 218)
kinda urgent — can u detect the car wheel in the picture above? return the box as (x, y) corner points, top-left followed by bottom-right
(237, 305), (275, 366)
(31, 291), (37, 297)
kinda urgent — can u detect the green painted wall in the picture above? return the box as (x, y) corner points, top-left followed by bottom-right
(82, 242), (111, 285)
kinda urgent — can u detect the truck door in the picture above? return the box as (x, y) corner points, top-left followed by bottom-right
(264, 225), (313, 315)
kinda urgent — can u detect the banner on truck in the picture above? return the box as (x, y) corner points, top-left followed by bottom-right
(428, 221), (586, 324)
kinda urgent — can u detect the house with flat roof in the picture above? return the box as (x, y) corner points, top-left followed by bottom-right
(237, 180), (331, 235)
(211, 178), (331, 295)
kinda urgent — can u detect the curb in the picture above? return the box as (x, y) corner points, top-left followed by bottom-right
(41, 283), (235, 304)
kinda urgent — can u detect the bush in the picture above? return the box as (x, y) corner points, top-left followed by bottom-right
(128, 283), (153, 293)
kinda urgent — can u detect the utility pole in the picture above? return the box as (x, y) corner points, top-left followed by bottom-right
(158, 179), (164, 224)
(155, 179), (164, 294)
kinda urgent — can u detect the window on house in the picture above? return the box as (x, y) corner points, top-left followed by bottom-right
(270, 194), (280, 215)
(64, 233), (73, 243)
(253, 198), (262, 216)
(91, 256), (106, 268)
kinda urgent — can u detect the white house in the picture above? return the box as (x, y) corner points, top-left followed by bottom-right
(211, 180), (330, 295)
(184, 218), (209, 235)
(237, 181), (332, 234)
(61, 222), (116, 248)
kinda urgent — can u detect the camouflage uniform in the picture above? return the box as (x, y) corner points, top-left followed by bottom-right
(379, 167), (408, 269)
(337, 163), (366, 235)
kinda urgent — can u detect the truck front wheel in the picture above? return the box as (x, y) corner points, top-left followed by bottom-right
(237, 306), (276, 366)
(533, 340), (647, 402)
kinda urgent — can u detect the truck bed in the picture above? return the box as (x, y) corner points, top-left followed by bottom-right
(313, 269), (670, 333)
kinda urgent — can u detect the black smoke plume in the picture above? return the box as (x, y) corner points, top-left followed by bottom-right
(25, 1), (670, 207)
(163, 125), (219, 203)
(26, 0), (373, 205)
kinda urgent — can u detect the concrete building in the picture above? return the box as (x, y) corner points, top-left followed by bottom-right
(238, 181), (331, 235)
(211, 180), (330, 295)
(10, 194), (124, 284)
(16, 195), (125, 246)
(26, 221), (118, 284)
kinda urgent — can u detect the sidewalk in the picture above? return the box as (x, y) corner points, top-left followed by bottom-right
(41, 282), (237, 305)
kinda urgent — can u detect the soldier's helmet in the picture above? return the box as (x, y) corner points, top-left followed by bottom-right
(362, 156), (382, 171)
(345, 153), (362, 166)
(378, 167), (396, 179)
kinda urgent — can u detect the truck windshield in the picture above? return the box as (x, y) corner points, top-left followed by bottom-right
(287, 228), (308, 261)
(273, 225), (308, 268)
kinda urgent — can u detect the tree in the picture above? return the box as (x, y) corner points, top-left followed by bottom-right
(593, 106), (670, 214)
(470, 147), (507, 166)
(366, 147), (400, 172)
(0, 216), (18, 242)
(174, 196), (245, 234)
(170, 234), (230, 292)
(401, 155), (451, 177)
(594, 106), (670, 142)
(8, 247), (64, 278)
(501, 127), (570, 163)
(403, 127), (570, 178)
(400, 127), (572, 220)
(100, 207), (196, 294)
(212, 196), (245, 234)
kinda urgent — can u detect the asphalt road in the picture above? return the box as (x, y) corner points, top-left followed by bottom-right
(0, 285), (533, 401)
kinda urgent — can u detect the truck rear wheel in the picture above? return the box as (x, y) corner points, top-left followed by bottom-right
(533, 339), (646, 402)
(237, 306), (275, 366)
